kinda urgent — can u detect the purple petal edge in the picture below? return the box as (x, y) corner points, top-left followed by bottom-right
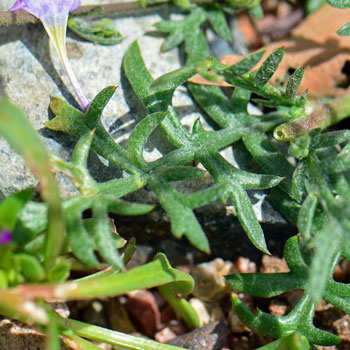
(0, 230), (12, 244)
(8, 0), (26, 11)
(70, 0), (81, 12)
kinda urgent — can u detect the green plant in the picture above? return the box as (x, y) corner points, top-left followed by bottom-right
(2, 0), (350, 349)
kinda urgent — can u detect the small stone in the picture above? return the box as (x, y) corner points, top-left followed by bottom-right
(260, 255), (289, 273)
(124, 290), (161, 337)
(189, 298), (211, 327)
(167, 321), (228, 350)
(228, 308), (249, 333)
(50, 302), (70, 319)
(229, 334), (251, 350)
(167, 320), (187, 336)
(333, 259), (350, 283)
(235, 257), (257, 274)
(334, 315), (350, 341)
(155, 327), (178, 343)
(268, 299), (288, 316)
(207, 303), (226, 323)
(0, 318), (45, 350)
(192, 259), (238, 302)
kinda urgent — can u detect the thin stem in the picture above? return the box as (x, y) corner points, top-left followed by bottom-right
(60, 317), (186, 350)
(44, 24), (90, 112)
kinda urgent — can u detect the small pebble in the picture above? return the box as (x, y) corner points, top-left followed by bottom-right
(189, 298), (211, 327)
(268, 299), (288, 316)
(192, 259), (238, 302)
(260, 255), (289, 273)
(155, 327), (178, 343)
(334, 315), (350, 341)
(235, 257), (257, 274)
(228, 308), (249, 333)
(167, 321), (228, 350)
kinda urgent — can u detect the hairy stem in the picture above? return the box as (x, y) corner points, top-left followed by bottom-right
(273, 95), (350, 141)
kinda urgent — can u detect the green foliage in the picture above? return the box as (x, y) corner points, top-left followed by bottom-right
(0, 95), (156, 281)
(0, 189), (33, 232)
(4, 1), (350, 349)
(154, 6), (231, 52)
(306, 0), (326, 14)
(227, 236), (341, 346)
(328, 0), (350, 35)
(0, 254), (197, 350)
(285, 68), (305, 99)
(0, 99), (64, 271)
(337, 21), (350, 35)
(327, 0), (350, 8)
(67, 17), (124, 45)
(227, 129), (350, 346)
(256, 332), (309, 350)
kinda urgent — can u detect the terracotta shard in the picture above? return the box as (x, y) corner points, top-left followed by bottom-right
(189, 5), (350, 98)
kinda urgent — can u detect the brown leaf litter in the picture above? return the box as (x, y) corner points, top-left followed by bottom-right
(190, 5), (350, 98)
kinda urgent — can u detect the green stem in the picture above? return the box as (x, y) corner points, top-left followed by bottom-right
(60, 317), (186, 350)
(273, 95), (350, 142)
(61, 333), (104, 350)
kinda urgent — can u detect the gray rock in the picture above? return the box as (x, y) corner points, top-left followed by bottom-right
(167, 321), (228, 350)
(0, 1), (288, 239)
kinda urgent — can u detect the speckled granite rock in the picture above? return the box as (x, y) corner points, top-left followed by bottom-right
(0, 0), (192, 198)
(0, 1), (288, 233)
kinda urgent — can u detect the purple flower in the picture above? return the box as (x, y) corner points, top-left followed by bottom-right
(9, 0), (90, 112)
(0, 230), (12, 245)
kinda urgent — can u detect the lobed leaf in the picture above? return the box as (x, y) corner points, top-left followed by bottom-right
(229, 184), (269, 254)
(242, 130), (299, 201)
(285, 67), (305, 99)
(0, 99), (64, 270)
(254, 48), (284, 87)
(127, 112), (167, 168)
(206, 7), (232, 41)
(180, 183), (229, 209)
(149, 176), (210, 253)
(297, 193), (318, 239)
(91, 202), (124, 270)
(67, 18), (124, 45)
(66, 211), (100, 268)
(154, 8), (207, 52)
(0, 189), (33, 232)
(337, 21), (350, 35)
(256, 333), (309, 350)
(308, 220), (342, 303)
(155, 166), (204, 181)
(327, 0), (350, 8)
(223, 51), (265, 81)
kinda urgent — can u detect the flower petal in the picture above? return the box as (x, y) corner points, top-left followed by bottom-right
(70, 0), (81, 12)
(9, 0), (89, 111)
(9, 0), (80, 25)
(0, 230), (12, 245)
(8, 0), (27, 11)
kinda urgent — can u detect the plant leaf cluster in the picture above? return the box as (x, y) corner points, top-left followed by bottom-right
(3, 1), (350, 349)
(44, 3), (309, 269)
(68, 17), (124, 45)
(151, 3), (350, 347)
(328, 0), (350, 35)
(226, 129), (350, 346)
